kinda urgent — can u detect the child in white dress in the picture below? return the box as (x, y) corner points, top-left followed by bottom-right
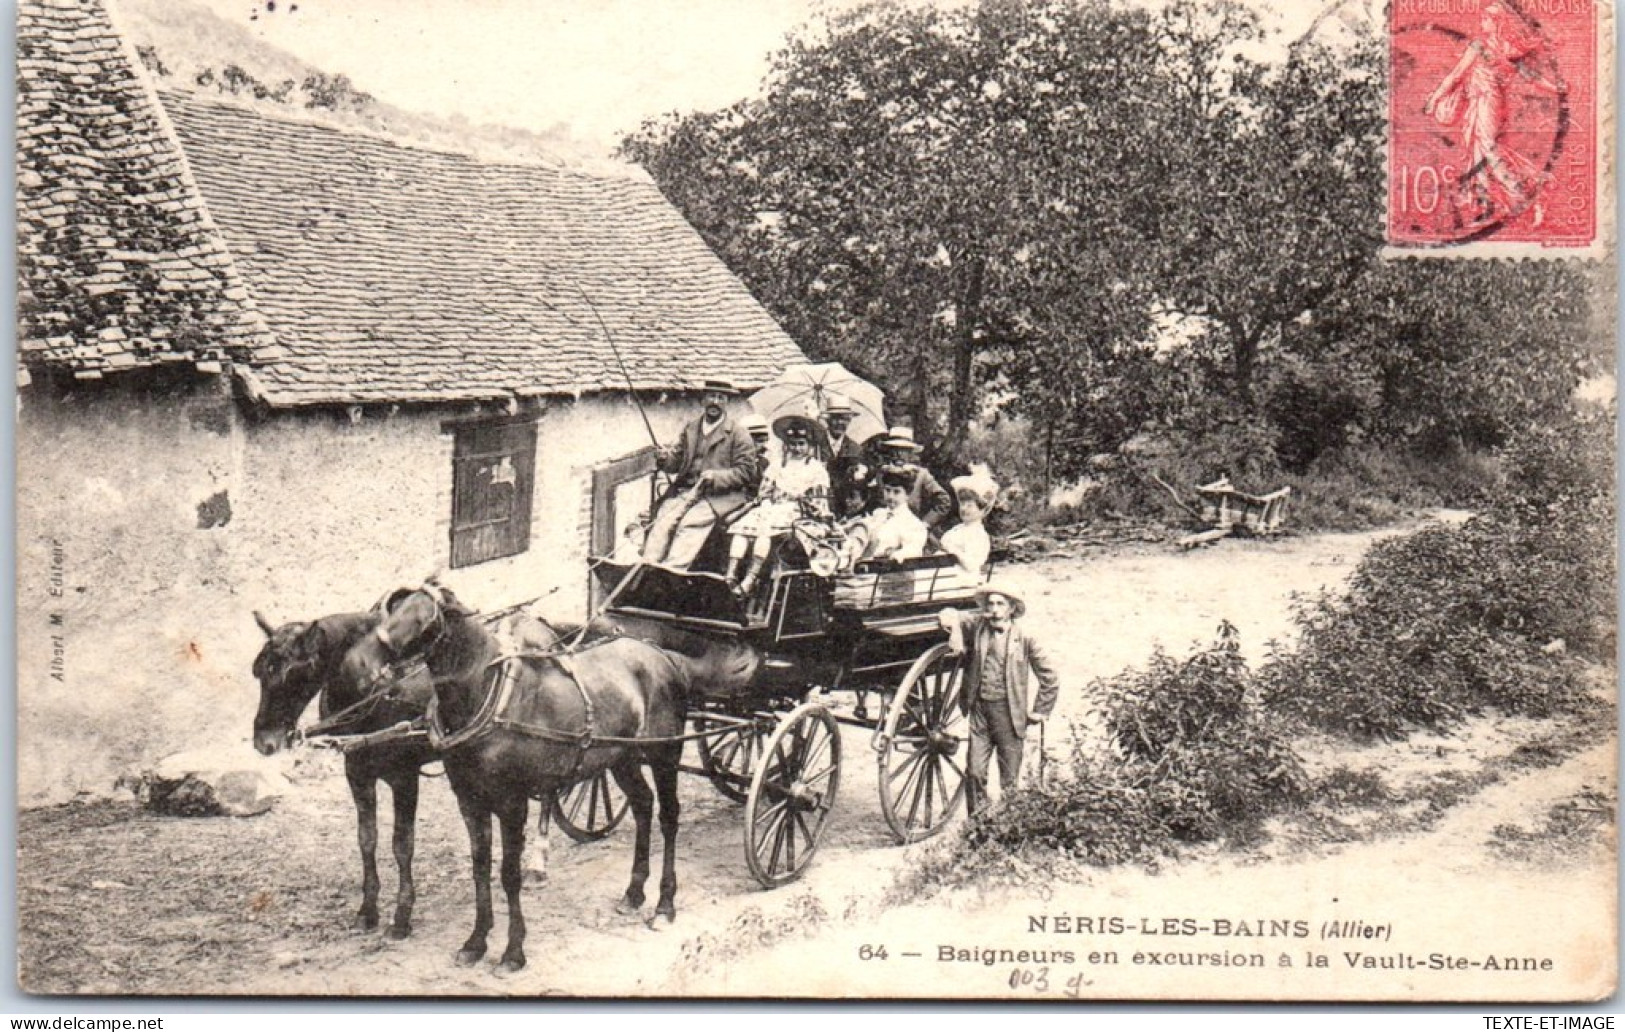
(726, 415), (830, 597)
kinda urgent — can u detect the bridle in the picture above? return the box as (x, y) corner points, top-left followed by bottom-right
(368, 588), (449, 668)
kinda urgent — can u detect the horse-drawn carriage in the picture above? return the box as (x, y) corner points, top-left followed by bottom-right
(252, 518), (983, 968)
(576, 518), (982, 886)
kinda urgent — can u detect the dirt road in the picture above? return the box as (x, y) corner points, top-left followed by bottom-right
(18, 519), (1614, 999)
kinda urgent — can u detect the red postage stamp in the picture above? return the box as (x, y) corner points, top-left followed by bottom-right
(1388, 0), (1604, 253)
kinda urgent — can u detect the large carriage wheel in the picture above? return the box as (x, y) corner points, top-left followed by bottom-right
(550, 770), (629, 843)
(694, 714), (769, 803)
(743, 702), (842, 888)
(877, 643), (968, 844)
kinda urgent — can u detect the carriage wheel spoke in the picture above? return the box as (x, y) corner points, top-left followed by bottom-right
(800, 762), (837, 790)
(792, 810), (816, 856)
(589, 776), (609, 826)
(905, 755), (935, 831)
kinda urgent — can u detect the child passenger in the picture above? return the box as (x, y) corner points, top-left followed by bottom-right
(726, 414), (830, 597)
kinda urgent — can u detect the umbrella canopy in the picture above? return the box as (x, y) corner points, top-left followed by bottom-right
(748, 362), (886, 444)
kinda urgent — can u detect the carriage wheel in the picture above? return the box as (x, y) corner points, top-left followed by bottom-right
(877, 643), (969, 845)
(694, 714), (769, 803)
(550, 770), (629, 843)
(743, 702), (842, 888)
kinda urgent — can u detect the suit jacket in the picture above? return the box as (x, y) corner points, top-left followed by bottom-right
(953, 613), (1060, 739)
(826, 434), (867, 516)
(662, 414), (758, 497)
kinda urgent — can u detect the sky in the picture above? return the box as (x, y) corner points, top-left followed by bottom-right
(188, 0), (839, 153)
(185, 0), (1355, 156)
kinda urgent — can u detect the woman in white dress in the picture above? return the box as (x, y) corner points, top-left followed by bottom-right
(726, 414), (830, 597)
(941, 470), (998, 581)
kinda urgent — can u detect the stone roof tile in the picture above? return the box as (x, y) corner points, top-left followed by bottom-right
(17, 0), (805, 404)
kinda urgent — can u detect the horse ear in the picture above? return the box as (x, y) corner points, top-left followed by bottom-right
(253, 610), (276, 638)
(297, 622), (329, 658)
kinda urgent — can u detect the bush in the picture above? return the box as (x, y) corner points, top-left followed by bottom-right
(1102, 622), (1310, 840)
(1263, 413), (1613, 739)
(904, 626), (1309, 893)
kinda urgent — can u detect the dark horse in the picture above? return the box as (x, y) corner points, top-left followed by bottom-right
(340, 584), (690, 974)
(250, 601), (567, 940)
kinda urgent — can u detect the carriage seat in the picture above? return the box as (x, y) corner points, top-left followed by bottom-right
(831, 553), (978, 612)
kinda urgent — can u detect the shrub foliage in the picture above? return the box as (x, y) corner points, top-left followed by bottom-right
(1263, 413), (1613, 739)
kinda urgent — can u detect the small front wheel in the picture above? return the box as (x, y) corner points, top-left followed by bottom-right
(743, 702), (842, 888)
(695, 714), (769, 803)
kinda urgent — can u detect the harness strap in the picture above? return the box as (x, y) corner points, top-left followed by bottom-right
(552, 653), (597, 751)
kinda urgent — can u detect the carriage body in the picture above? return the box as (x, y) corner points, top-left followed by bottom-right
(588, 542), (980, 884)
(591, 549), (978, 696)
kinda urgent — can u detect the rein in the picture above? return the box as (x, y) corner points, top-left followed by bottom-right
(425, 639), (711, 754)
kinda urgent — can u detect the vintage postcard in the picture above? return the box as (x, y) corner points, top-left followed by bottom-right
(13, 0), (1618, 1003)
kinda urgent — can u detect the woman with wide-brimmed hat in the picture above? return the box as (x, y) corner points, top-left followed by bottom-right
(941, 469), (999, 581)
(725, 414), (831, 598)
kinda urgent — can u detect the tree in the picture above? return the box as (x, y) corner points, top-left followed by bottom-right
(1145, 0), (1385, 404)
(623, 0), (1167, 461)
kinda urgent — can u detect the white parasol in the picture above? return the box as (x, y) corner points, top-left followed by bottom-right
(748, 362), (887, 444)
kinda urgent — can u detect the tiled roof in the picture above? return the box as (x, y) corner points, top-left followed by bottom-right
(15, 0), (273, 378)
(162, 92), (806, 406)
(16, 0), (806, 403)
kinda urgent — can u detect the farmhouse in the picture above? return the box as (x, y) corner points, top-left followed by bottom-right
(15, 0), (806, 804)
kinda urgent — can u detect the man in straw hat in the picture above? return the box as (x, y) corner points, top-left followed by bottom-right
(939, 582), (1061, 816)
(864, 426), (953, 529)
(742, 412), (773, 483)
(642, 379), (759, 568)
(820, 392), (868, 517)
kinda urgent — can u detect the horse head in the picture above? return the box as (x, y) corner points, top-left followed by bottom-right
(251, 608), (390, 754)
(341, 583), (475, 691)
(251, 613), (328, 755)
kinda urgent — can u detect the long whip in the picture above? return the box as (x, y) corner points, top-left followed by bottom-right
(578, 289), (662, 453)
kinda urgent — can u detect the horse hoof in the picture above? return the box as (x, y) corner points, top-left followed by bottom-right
(352, 915), (379, 933)
(645, 911), (676, 932)
(455, 948), (485, 967)
(524, 868), (549, 887)
(495, 957), (526, 976)
(385, 924), (412, 942)
(614, 899), (643, 917)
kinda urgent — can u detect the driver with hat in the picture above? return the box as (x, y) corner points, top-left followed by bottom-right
(641, 379), (759, 568)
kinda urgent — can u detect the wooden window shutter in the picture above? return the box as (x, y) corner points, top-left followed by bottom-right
(449, 417), (537, 568)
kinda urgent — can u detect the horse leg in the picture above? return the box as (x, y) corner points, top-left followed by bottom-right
(527, 797), (552, 885)
(345, 763), (381, 932)
(495, 798), (529, 974)
(384, 769), (419, 940)
(610, 762), (654, 916)
(454, 793), (493, 966)
(650, 750), (682, 929)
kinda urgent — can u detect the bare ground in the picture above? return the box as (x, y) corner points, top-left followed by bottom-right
(17, 517), (1617, 999)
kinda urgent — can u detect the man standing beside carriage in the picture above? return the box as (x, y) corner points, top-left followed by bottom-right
(939, 582), (1060, 818)
(641, 379), (760, 568)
